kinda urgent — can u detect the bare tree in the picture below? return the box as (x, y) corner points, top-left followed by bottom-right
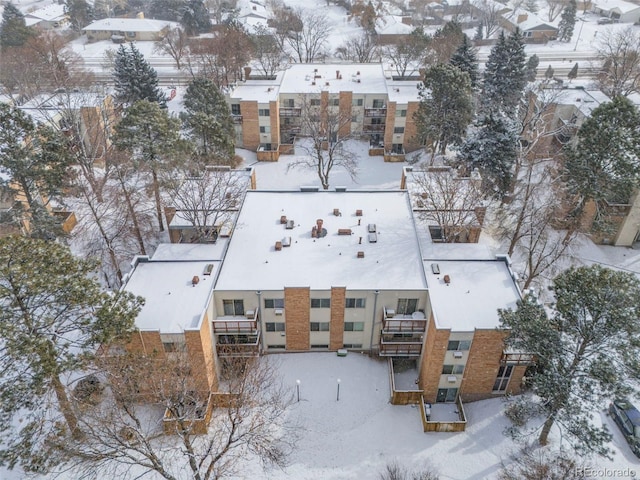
(544, 0), (567, 22)
(382, 28), (430, 78)
(154, 27), (190, 71)
(286, 9), (332, 63)
(596, 27), (640, 97)
(409, 166), (485, 243)
(289, 98), (358, 190)
(499, 445), (590, 480)
(472, 0), (503, 39)
(161, 164), (248, 243)
(251, 25), (289, 77)
(335, 32), (378, 63)
(60, 353), (294, 480)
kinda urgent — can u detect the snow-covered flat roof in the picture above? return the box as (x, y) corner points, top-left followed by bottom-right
(124, 260), (217, 333)
(229, 77), (282, 102)
(386, 80), (421, 103)
(25, 3), (66, 21)
(152, 243), (228, 262)
(426, 260), (521, 331)
(592, 0), (640, 14)
(215, 190), (427, 291)
(552, 87), (609, 117)
(279, 64), (389, 95)
(83, 18), (174, 32)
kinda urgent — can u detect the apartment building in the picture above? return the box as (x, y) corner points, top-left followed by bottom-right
(226, 63), (422, 162)
(122, 187), (528, 406)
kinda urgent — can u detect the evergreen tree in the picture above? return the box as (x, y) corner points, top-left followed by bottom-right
(0, 236), (143, 472)
(482, 29), (527, 114)
(114, 100), (183, 231)
(112, 44), (166, 106)
(458, 113), (518, 198)
(182, 77), (236, 164)
(0, 2), (32, 47)
(500, 265), (640, 456)
(544, 64), (554, 80)
(149, 0), (185, 21)
(558, 0), (577, 42)
(0, 104), (73, 239)
(568, 62), (578, 81)
(564, 95), (640, 231)
(65, 0), (94, 31)
(180, 0), (211, 36)
(474, 23), (483, 40)
(450, 34), (479, 88)
(525, 54), (539, 82)
(415, 64), (473, 160)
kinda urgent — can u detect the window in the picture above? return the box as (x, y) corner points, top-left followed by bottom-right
(447, 340), (471, 351)
(311, 298), (331, 308)
(372, 99), (385, 108)
(493, 365), (513, 392)
(264, 298), (284, 309)
(343, 343), (363, 348)
(259, 126), (270, 133)
(163, 342), (177, 352)
(265, 322), (285, 332)
(351, 115), (359, 123)
(126, 31), (135, 38)
(393, 127), (405, 134)
(267, 344), (285, 349)
(391, 143), (404, 154)
(231, 104), (241, 115)
(344, 322), (364, 331)
(258, 108), (270, 116)
(310, 99), (321, 106)
(223, 299), (244, 316)
(330, 98), (339, 106)
(283, 98), (294, 107)
(436, 387), (458, 403)
(311, 344), (329, 348)
(353, 98), (364, 106)
(396, 298), (418, 315)
(345, 298), (366, 308)
(442, 365), (465, 375)
(310, 322), (330, 331)
(397, 109), (407, 117)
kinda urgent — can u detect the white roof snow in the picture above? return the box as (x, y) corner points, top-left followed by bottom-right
(25, 4), (66, 22)
(215, 190), (427, 291)
(279, 64), (389, 95)
(83, 18), (174, 33)
(124, 260), (216, 333)
(152, 243), (228, 262)
(426, 260), (521, 331)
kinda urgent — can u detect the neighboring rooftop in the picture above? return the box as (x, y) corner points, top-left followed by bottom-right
(426, 259), (521, 331)
(24, 3), (66, 24)
(152, 243), (227, 262)
(82, 18), (174, 32)
(123, 259), (217, 333)
(215, 190), (427, 291)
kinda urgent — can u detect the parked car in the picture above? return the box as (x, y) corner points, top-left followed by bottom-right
(598, 17), (614, 24)
(609, 399), (640, 457)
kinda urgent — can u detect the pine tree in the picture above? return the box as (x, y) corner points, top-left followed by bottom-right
(0, 236), (143, 472)
(0, 104), (73, 239)
(500, 265), (640, 456)
(482, 29), (527, 114)
(458, 113), (518, 198)
(450, 34), (479, 88)
(544, 64), (554, 80)
(65, 0), (94, 31)
(564, 95), (640, 231)
(112, 44), (166, 106)
(0, 2), (33, 47)
(526, 54), (539, 82)
(558, 0), (577, 42)
(415, 64), (473, 160)
(474, 23), (483, 40)
(568, 62), (578, 81)
(114, 100), (183, 231)
(182, 77), (236, 164)
(180, 0), (211, 36)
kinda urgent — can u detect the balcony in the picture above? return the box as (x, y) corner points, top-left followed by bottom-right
(212, 319), (258, 334)
(364, 108), (387, 117)
(279, 107), (302, 117)
(231, 114), (243, 124)
(501, 350), (535, 365)
(363, 124), (386, 133)
(280, 125), (301, 134)
(216, 332), (261, 358)
(379, 343), (422, 357)
(383, 308), (427, 333)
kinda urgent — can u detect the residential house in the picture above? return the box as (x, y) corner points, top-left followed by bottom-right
(502, 10), (558, 42)
(592, 0), (640, 23)
(82, 16), (174, 42)
(24, 4), (68, 29)
(374, 15), (414, 45)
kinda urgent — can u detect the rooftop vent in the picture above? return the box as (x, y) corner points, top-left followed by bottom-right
(312, 219), (327, 238)
(443, 274), (451, 284)
(431, 263), (440, 275)
(335, 186), (347, 192)
(280, 215), (287, 224)
(356, 209), (363, 216)
(282, 236), (291, 247)
(338, 228), (352, 235)
(368, 232), (377, 243)
(333, 208), (341, 216)
(368, 223), (376, 233)
(203, 264), (214, 276)
(300, 186), (320, 192)
(275, 241), (282, 251)
(357, 251), (365, 258)
(192, 275), (200, 286)
(286, 219), (295, 229)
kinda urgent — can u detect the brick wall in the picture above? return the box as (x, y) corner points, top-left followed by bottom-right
(404, 101), (421, 152)
(419, 315), (450, 403)
(240, 101), (260, 151)
(185, 311), (219, 393)
(285, 287), (310, 350)
(461, 329), (507, 402)
(330, 286), (346, 350)
(126, 330), (165, 357)
(269, 100), (280, 147)
(338, 92), (352, 138)
(384, 102), (397, 149)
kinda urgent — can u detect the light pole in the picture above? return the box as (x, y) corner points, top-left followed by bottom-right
(336, 378), (341, 401)
(574, 17), (585, 52)
(296, 379), (300, 402)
